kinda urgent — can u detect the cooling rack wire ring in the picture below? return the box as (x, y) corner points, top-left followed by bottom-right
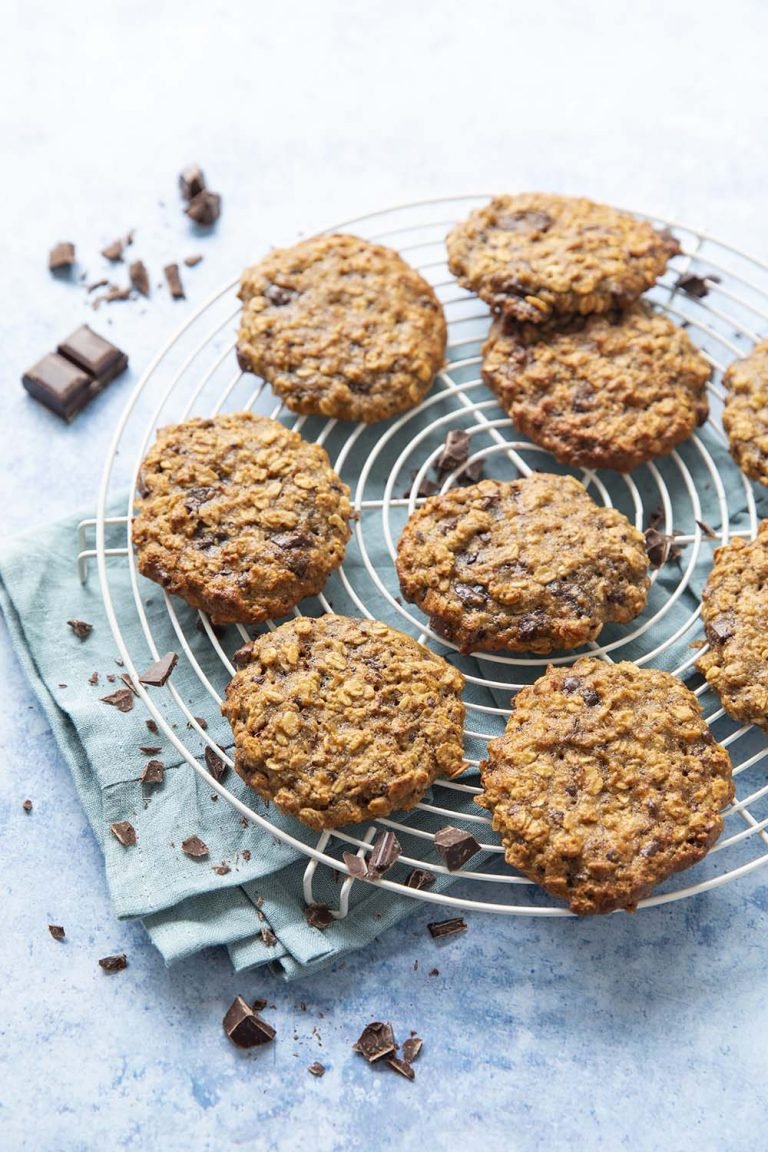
(79, 195), (768, 920)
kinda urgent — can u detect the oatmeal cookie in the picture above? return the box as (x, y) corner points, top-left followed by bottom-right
(478, 657), (734, 914)
(481, 304), (710, 473)
(697, 522), (768, 730)
(237, 234), (446, 423)
(722, 339), (768, 485)
(222, 615), (465, 830)
(446, 193), (680, 323)
(396, 474), (649, 654)
(133, 412), (351, 625)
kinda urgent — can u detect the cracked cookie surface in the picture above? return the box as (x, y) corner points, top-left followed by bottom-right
(481, 304), (711, 473)
(133, 412), (351, 625)
(446, 193), (679, 323)
(478, 657), (734, 914)
(697, 522), (768, 731)
(723, 339), (768, 485)
(222, 615), (466, 830)
(396, 474), (650, 654)
(237, 234), (446, 423)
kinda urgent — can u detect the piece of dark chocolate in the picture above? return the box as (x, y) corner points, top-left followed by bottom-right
(22, 799), (33, 812)
(67, 619), (93, 639)
(140, 759), (164, 786)
(181, 835), (208, 858)
(676, 272), (721, 298)
(428, 967), (439, 976)
(146, 719), (159, 734)
(204, 745), (227, 781)
(99, 953), (128, 972)
(223, 995), (276, 1048)
(427, 917), (467, 939)
(110, 820), (137, 846)
(404, 868), (436, 890)
(436, 429), (470, 478)
(353, 1021), (396, 1063)
(402, 1036), (423, 1063)
(212, 863), (231, 875)
(387, 1056), (416, 1081)
(139, 746), (162, 756)
(23, 354), (96, 422)
(304, 903), (335, 929)
(342, 851), (369, 880)
(308, 1062), (326, 1077)
(86, 278), (110, 293)
(179, 164), (206, 200)
(193, 716), (208, 730)
(644, 526), (684, 568)
(100, 688), (134, 712)
(101, 239), (124, 262)
(164, 264), (185, 298)
(48, 924), (66, 940)
(129, 260), (150, 297)
(58, 325), (128, 385)
(92, 285), (132, 307)
(696, 519), (718, 539)
(184, 253), (203, 267)
(434, 826), (481, 871)
(261, 927), (277, 947)
(367, 830), (401, 878)
(139, 651), (178, 686)
(49, 242), (76, 271)
(186, 189), (221, 226)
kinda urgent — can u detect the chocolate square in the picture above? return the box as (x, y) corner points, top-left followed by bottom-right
(22, 353), (94, 421)
(57, 325), (128, 385)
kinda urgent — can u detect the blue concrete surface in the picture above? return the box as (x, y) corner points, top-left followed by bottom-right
(3, 2), (768, 1148)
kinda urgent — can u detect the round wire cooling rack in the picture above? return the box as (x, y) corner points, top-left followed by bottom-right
(82, 194), (768, 920)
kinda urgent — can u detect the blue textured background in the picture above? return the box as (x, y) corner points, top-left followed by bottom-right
(3, 2), (768, 1149)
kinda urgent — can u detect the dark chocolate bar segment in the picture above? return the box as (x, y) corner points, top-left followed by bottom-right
(57, 325), (128, 385)
(22, 353), (95, 421)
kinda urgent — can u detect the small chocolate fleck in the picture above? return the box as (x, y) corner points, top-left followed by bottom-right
(67, 619), (93, 639)
(139, 746), (162, 756)
(644, 526), (684, 568)
(204, 745), (227, 781)
(434, 826), (480, 871)
(428, 967), (439, 976)
(676, 272), (720, 299)
(179, 164), (206, 201)
(184, 253), (203, 267)
(223, 995), (276, 1048)
(404, 868), (436, 890)
(48, 924), (66, 941)
(99, 953), (128, 972)
(696, 519), (718, 539)
(106, 674), (116, 683)
(402, 1036), (423, 1063)
(146, 719), (159, 734)
(342, 851), (369, 880)
(22, 799), (33, 812)
(181, 835), (208, 858)
(139, 651), (178, 686)
(261, 927), (277, 947)
(264, 283), (297, 307)
(353, 1021), (396, 1063)
(427, 917), (467, 939)
(110, 820), (137, 846)
(454, 583), (487, 610)
(212, 863), (231, 875)
(252, 998), (269, 1012)
(140, 759), (164, 786)
(193, 716), (208, 730)
(435, 429), (470, 478)
(304, 903), (335, 930)
(88, 672), (99, 685)
(582, 688), (600, 707)
(562, 676), (582, 694)
(100, 688), (134, 712)
(367, 830), (401, 878)
(241, 849), (251, 862)
(86, 278), (110, 293)
(387, 1057), (416, 1081)
(308, 1061), (326, 1077)
(101, 239), (124, 262)
(164, 264), (185, 299)
(129, 260), (150, 297)
(186, 189), (221, 226)
(49, 242), (76, 271)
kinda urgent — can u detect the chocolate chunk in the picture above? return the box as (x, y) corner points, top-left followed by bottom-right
(367, 830), (401, 878)
(427, 917), (467, 939)
(260, 927), (277, 947)
(110, 820), (137, 846)
(204, 745), (227, 781)
(696, 519), (718, 539)
(58, 325), (129, 384)
(265, 283), (297, 307)
(88, 672), (99, 685)
(101, 238), (124, 262)
(139, 746), (161, 756)
(434, 826), (481, 871)
(212, 863), (231, 875)
(140, 759), (164, 786)
(404, 868), (436, 890)
(139, 651), (178, 686)
(436, 429), (470, 477)
(304, 903), (335, 929)
(233, 642), (255, 669)
(184, 253), (203, 267)
(308, 1061), (326, 1077)
(181, 835), (208, 858)
(676, 272), (721, 298)
(164, 263), (185, 299)
(49, 241), (76, 271)
(119, 673), (139, 695)
(129, 260), (150, 297)
(22, 799), (33, 812)
(106, 673), (116, 683)
(223, 995), (276, 1048)
(455, 583), (486, 609)
(186, 189), (221, 226)
(99, 953), (128, 972)
(67, 619), (93, 639)
(100, 688), (134, 712)
(342, 851), (369, 880)
(23, 353), (96, 422)
(48, 924), (66, 940)
(562, 676), (582, 694)
(582, 688), (600, 707)
(86, 278), (110, 293)
(387, 1057), (416, 1081)
(353, 1021), (397, 1063)
(179, 164), (206, 200)
(402, 1036), (423, 1063)
(707, 616), (735, 644)
(146, 719), (159, 734)
(404, 472), (438, 499)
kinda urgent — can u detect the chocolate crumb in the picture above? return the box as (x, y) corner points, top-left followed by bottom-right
(241, 849), (251, 862)
(100, 688), (134, 712)
(48, 924), (65, 940)
(22, 799), (33, 812)
(139, 651), (178, 686)
(181, 835), (208, 858)
(146, 719), (159, 734)
(252, 998), (269, 1012)
(308, 1061), (326, 1077)
(49, 242), (76, 271)
(434, 826), (481, 871)
(436, 429), (470, 478)
(67, 619), (93, 639)
(353, 1021), (396, 1063)
(404, 868), (436, 890)
(179, 164), (206, 201)
(367, 830), (401, 878)
(204, 745), (227, 781)
(261, 927), (277, 947)
(106, 673), (116, 683)
(427, 917), (467, 939)
(188, 715), (208, 730)
(184, 254), (203, 267)
(304, 903), (335, 930)
(139, 746), (162, 756)
(88, 672), (99, 685)
(92, 285), (132, 306)
(212, 863), (231, 876)
(101, 239), (124, 262)
(164, 264), (185, 299)
(129, 260), (150, 297)
(223, 995), (276, 1048)
(676, 272), (721, 298)
(111, 820), (137, 846)
(402, 1036), (423, 1063)
(86, 278), (110, 293)
(342, 851), (369, 880)
(644, 525), (684, 568)
(387, 1056), (416, 1081)
(428, 968), (439, 976)
(186, 189), (221, 227)
(140, 759), (164, 786)
(99, 953), (128, 972)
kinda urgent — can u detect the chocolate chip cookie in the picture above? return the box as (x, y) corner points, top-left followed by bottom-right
(396, 474), (650, 654)
(697, 522), (768, 730)
(481, 304), (711, 473)
(446, 193), (680, 323)
(722, 339), (768, 485)
(478, 657), (734, 914)
(222, 615), (465, 830)
(237, 234), (446, 423)
(133, 413), (351, 625)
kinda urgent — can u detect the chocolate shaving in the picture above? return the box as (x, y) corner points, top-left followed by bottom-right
(644, 526), (684, 568)
(179, 164), (206, 201)
(129, 260), (150, 297)
(260, 927), (277, 947)
(139, 746), (161, 756)
(92, 286), (132, 306)
(676, 272), (721, 298)
(402, 1036), (423, 1063)
(101, 239), (124, 262)
(164, 263), (185, 299)
(427, 917), (467, 939)
(186, 189), (221, 226)
(223, 995), (276, 1048)
(212, 863), (231, 876)
(140, 759), (164, 786)
(308, 1061), (326, 1077)
(146, 719), (159, 734)
(192, 716), (208, 730)
(404, 868), (436, 890)
(696, 519), (718, 539)
(100, 688), (134, 712)
(387, 1056), (416, 1081)
(304, 903), (335, 929)
(184, 253), (203, 267)
(49, 242), (76, 271)
(435, 429), (470, 478)
(106, 673), (116, 683)
(110, 820), (137, 846)
(353, 1021), (397, 1063)
(367, 830), (401, 878)
(48, 924), (66, 940)
(204, 745), (227, 781)
(139, 651), (178, 686)
(67, 619), (93, 639)
(181, 835), (208, 858)
(119, 673), (139, 695)
(434, 826), (481, 871)
(342, 851), (369, 880)
(22, 799), (33, 812)
(99, 953), (128, 972)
